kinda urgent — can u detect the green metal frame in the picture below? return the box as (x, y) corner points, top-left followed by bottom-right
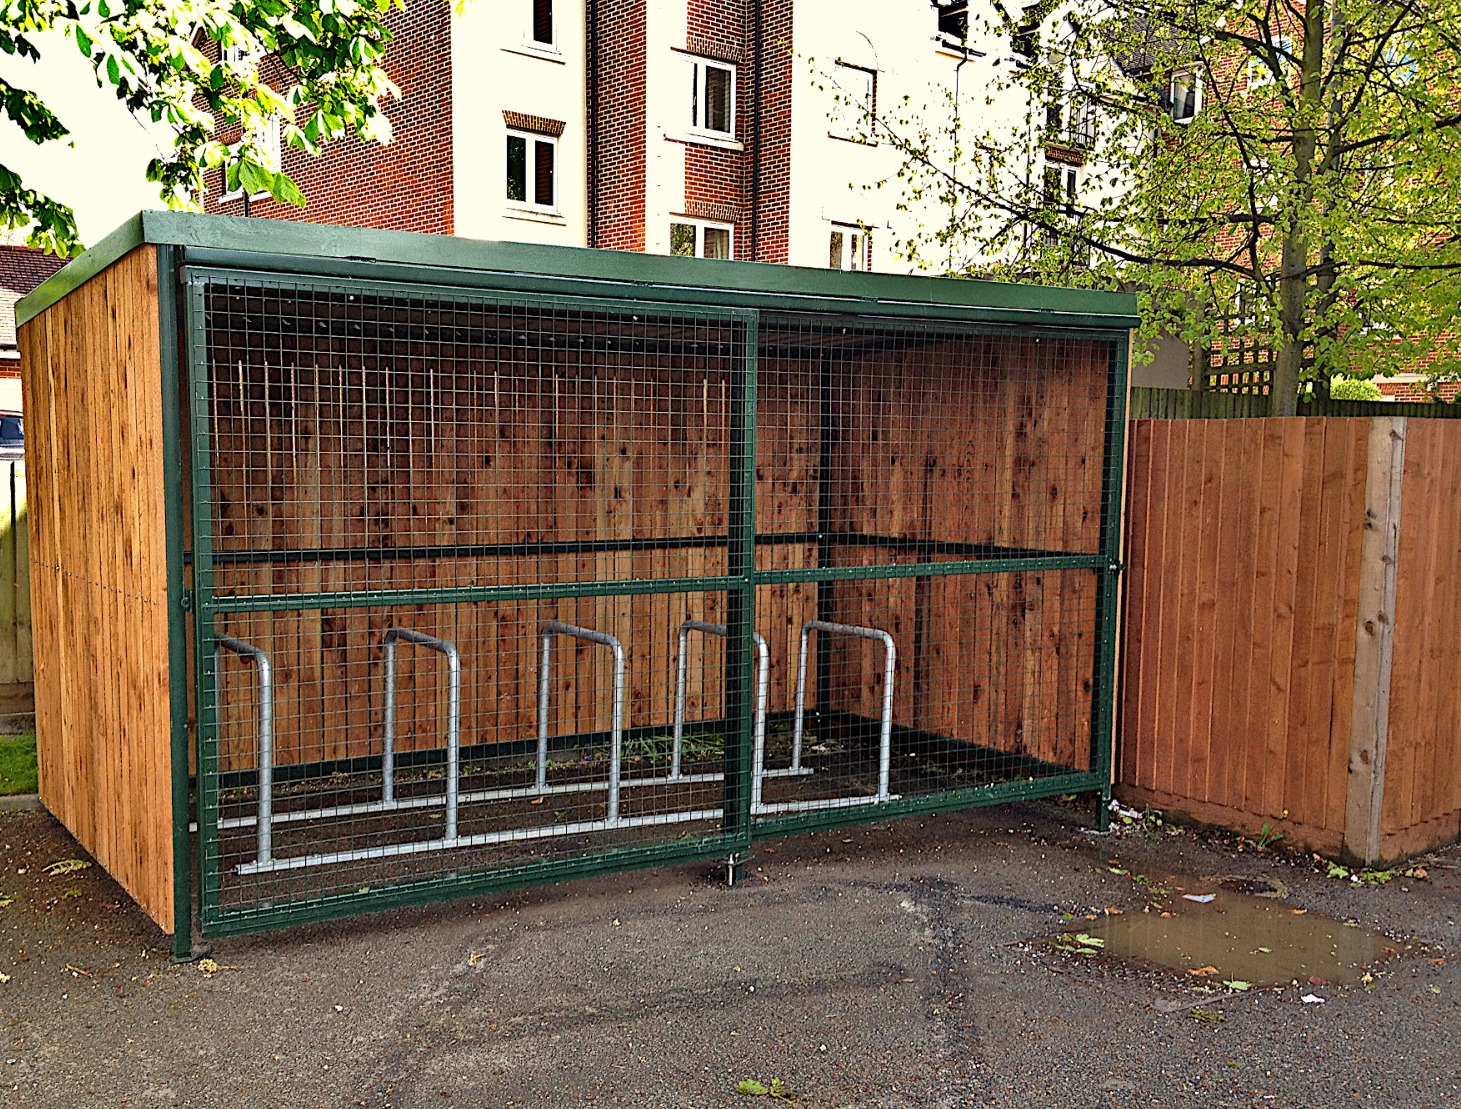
(184, 265), (763, 935)
(107, 212), (1137, 940)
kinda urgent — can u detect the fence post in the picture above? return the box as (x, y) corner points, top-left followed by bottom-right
(1344, 416), (1406, 866)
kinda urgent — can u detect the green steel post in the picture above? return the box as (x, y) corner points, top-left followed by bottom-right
(721, 312), (759, 880)
(160, 246), (195, 961)
(183, 274), (223, 929)
(1088, 334), (1130, 826)
(813, 351), (835, 729)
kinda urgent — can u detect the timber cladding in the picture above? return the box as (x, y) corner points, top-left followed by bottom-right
(18, 244), (174, 933)
(1119, 415), (1461, 864)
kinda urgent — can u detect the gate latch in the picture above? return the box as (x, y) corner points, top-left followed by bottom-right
(180, 589), (195, 612)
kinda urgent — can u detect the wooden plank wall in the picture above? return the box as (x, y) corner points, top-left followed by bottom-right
(21, 245), (175, 933)
(200, 304), (1111, 775)
(820, 336), (1107, 769)
(0, 460), (32, 686)
(1382, 420), (1461, 856)
(1119, 417), (1371, 854)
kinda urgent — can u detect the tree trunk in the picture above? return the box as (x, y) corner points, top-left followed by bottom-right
(1270, 244), (1309, 416)
(1269, 0), (1327, 418)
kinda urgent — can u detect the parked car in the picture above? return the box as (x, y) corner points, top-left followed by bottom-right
(0, 413), (22, 459)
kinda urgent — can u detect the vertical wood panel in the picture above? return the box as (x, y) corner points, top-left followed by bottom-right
(24, 245), (173, 933)
(1119, 417), (1374, 854)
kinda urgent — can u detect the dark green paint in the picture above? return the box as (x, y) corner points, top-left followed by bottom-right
(159, 245), (196, 961)
(20, 210), (1140, 330)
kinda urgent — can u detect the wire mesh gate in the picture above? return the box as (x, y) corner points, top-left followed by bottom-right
(184, 267), (1125, 936)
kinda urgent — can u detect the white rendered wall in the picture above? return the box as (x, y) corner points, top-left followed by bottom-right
(451, 0), (589, 246)
(642, 0), (688, 257)
(789, 0), (1114, 275)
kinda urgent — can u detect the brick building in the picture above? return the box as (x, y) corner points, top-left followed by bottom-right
(0, 245), (68, 412)
(203, 0), (1053, 274)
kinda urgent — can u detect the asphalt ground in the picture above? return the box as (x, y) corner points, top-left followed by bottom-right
(1, 798), (1457, 1108)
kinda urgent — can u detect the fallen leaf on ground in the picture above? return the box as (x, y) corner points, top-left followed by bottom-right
(0, 971), (10, 983)
(1290, 909), (1308, 915)
(1187, 966), (1219, 977)
(468, 952), (488, 967)
(43, 860), (91, 877)
(197, 958), (237, 976)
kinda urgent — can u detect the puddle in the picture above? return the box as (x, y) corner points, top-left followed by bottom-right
(1053, 874), (1409, 987)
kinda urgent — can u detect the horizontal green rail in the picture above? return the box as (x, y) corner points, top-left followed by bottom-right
(195, 554), (1109, 614)
(199, 828), (744, 937)
(750, 770), (1107, 841)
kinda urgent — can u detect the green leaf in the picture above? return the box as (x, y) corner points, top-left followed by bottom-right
(738, 1079), (770, 1096)
(73, 26), (93, 56)
(237, 158), (272, 196)
(271, 172), (306, 207)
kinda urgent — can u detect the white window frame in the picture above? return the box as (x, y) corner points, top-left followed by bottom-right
(1042, 162), (1080, 219)
(934, 0), (970, 52)
(505, 128), (560, 215)
(687, 56), (737, 141)
(669, 217), (735, 260)
(1168, 69), (1202, 124)
(219, 115), (281, 204)
(828, 223), (872, 271)
(222, 41), (265, 70)
(529, 0), (554, 47)
(828, 61), (877, 145)
(503, 0), (562, 61)
(1248, 33), (1293, 89)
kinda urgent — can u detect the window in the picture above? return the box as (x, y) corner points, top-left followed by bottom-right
(829, 226), (871, 271)
(829, 61), (876, 142)
(222, 40), (264, 69)
(531, 0), (553, 45)
(1043, 164), (1078, 217)
(220, 115), (281, 204)
(689, 58), (736, 137)
(669, 219), (733, 259)
(1168, 70), (1201, 123)
(506, 130), (556, 209)
(935, 0), (969, 47)
(1249, 33), (1293, 89)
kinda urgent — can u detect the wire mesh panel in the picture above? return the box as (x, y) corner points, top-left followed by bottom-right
(186, 271), (757, 932)
(182, 266), (1124, 933)
(750, 316), (1122, 833)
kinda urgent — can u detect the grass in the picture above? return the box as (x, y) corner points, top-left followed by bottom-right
(0, 732), (37, 795)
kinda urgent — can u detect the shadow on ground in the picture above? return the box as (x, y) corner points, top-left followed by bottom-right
(1, 799), (1458, 1107)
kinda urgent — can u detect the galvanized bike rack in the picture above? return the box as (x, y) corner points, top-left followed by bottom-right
(233, 627), (462, 874)
(214, 635), (274, 865)
(751, 619), (898, 816)
(669, 619), (770, 783)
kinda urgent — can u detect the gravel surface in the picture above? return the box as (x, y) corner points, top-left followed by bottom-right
(1, 799), (1457, 1107)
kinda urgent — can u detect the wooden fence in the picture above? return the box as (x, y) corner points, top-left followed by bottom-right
(1119, 415), (1461, 863)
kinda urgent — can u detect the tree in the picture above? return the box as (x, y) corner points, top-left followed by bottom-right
(878, 0), (1461, 414)
(1, 0), (402, 256)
